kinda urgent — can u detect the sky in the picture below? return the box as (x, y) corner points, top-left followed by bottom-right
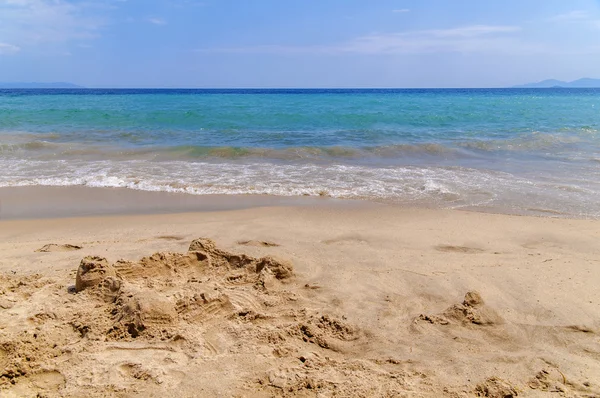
(0, 0), (599, 88)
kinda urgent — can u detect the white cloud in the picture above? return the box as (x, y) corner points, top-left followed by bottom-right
(392, 9), (410, 13)
(0, 0), (108, 49)
(0, 42), (21, 54)
(548, 10), (600, 28)
(335, 26), (527, 54)
(422, 25), (520, 38)
(549, 10), (589, 22)
(196, 25), (531, 55)
(148, 17), (167, 26)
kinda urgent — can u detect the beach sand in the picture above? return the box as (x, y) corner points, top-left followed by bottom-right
(1, 187), (599, 397)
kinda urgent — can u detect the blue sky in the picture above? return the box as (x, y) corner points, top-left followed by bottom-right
(0, 0), (599, 87)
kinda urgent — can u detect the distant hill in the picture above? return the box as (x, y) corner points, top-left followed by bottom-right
(514, 78), (600, 88)
(0, 82), (84, 88)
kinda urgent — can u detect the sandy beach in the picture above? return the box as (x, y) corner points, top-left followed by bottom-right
(0, 187), (599, 397)
(3, 0), (600, 395)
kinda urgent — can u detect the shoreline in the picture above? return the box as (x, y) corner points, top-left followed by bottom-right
(0, 185), (376, 220)
(0, 185), (594, 221)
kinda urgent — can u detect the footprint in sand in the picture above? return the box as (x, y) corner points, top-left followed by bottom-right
(322, 234), (369, 245)
(35, 243), (82, 252)
(434, 244), (484, 254)
(2, 370), (66, 396)
(156, 235), (186, 241)
(136, 235), (187, 243)
(237, 240), (280, 247)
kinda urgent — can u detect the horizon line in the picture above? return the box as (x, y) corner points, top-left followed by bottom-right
(2, 86), (598, 90)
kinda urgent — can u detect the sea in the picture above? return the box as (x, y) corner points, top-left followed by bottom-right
(1, 88), (599, 218)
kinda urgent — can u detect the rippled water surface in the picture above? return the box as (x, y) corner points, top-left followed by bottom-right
(1, 88), (599, 217)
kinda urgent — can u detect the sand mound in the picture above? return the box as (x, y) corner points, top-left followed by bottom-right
(75, 256), (116, 292)
(69, 238), (297, 342)
(109, 292), (178, 340)
(4, 238), (416, 396)
(289, 314), (360, 350)
(474, 377), (518, 397)
(443, 291), (503, 326)
(416, 291), (503, 327)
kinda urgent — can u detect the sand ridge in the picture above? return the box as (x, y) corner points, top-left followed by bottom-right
(35, 244), (83, 253)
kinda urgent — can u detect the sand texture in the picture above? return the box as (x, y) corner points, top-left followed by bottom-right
(0, 204), (599, 397)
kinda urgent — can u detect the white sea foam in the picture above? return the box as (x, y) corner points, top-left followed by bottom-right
(1, 159), (599, 218)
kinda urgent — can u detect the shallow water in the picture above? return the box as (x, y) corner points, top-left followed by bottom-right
(1, 88), (599, 218)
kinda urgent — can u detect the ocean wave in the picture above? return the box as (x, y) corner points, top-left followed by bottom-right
(0, 160), (503, 202)
(457, 132), (591, 152)
(0, 140), (60, 152)
(163, 143), (457, 160)
(1, 131), (599, 168)
(0, 140), (460, 161)
(1, 159), (599, 218)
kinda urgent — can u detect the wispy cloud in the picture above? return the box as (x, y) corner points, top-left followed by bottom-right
(548, 9), (600, 28)
(0, 42), (21, 55)
(422, 25), (520, 37)
(392, 9), (410, 13)
(170, 0), (206, 8)
(196, 25), (531, 55)
(0, 0), (109, 49)
(148, 17), (167, 26)
(549, 10), (590, 22)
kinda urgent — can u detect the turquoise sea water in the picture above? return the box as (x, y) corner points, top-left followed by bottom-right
(1, 88), (599, 217)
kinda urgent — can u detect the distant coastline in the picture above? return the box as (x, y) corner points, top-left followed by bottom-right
(1, 80), (600, 89)
(0, 82), (83, 89)
(513, 78), (600, 88)
(1, 87), (600, 93)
